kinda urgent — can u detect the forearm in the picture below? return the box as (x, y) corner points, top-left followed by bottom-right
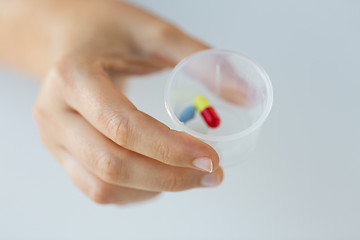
(0, 0), (91, 76)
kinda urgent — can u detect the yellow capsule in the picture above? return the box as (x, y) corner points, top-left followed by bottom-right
(194, 95), (211, 112)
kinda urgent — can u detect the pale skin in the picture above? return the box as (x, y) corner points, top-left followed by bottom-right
(0, 0), (224, 205)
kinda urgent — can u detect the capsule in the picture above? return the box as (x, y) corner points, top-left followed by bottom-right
(194, 95), (220, 128)
(179, 105), (196, 123)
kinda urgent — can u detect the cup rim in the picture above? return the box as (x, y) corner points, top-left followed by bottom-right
(164, 49), (273, 142)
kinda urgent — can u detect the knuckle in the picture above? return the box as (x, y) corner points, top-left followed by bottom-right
(32, 100), (54, 127)
(46, 56), (81, 92)
(153, 22), (178, 39)
(155, 141), (172, 163)
(33, 61), (70, 125)
(102, 112), (130, 146)
(32, 101), (44, 123)
(32, 102), (56, 146)
(162, 173), (187, 192)
(47, 60), (69, 86)
(93, 152), (127, 184)
(89, 182), (112, 205)
(37, 131), (48, 146)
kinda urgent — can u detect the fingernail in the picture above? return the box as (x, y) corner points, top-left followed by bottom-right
(201, 174), (222, 187)
(193, 157), (213, 172)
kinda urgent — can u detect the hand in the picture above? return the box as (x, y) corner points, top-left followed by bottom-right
(32, 0), (223, 205)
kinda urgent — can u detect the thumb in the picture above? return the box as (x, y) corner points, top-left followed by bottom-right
(151, 26), (210, 66)
(118, 1), (209, 65)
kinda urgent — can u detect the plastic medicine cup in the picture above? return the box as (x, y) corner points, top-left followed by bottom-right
(164, 49), (273, 166)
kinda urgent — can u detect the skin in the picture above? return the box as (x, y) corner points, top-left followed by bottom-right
(0, 0), (224, 205)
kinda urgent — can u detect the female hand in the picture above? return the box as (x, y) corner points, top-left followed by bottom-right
(32, 0), (223, 205)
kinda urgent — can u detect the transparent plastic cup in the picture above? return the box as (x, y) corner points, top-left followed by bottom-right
(164, 49), (273, 166)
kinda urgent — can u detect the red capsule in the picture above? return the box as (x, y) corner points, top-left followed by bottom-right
(200, 106), (220, 128)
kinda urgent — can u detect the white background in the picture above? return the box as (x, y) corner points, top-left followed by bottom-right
(1, 0), (359, 239)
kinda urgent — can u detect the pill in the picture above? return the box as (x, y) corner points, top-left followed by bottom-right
(194, 95), (220, 128)
(179, 105), (196, 123)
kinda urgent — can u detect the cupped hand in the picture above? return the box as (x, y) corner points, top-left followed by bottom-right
(33, 0), (223, 205)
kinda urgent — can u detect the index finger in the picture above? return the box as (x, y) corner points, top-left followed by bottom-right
(56, 54), (219, 173)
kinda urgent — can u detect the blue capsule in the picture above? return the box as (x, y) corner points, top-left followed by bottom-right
(179, 105), (196, 123)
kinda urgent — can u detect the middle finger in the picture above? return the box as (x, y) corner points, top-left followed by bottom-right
(60, 110), (224, 192)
